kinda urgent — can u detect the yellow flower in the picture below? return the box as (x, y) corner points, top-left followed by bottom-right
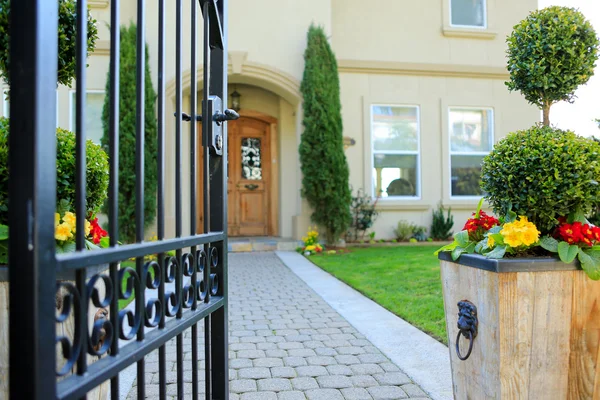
(84, 219), (91, 237)
(305, 245), (316, 251)
(500, 216), (540, 248)
(63, 211), (76, 231)
(55, 213), (60, 227)
(487, 235), (495, 248)
(55, 222), (73, 241)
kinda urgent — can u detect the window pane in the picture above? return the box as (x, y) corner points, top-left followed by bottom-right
(373, 154), (418, 197)
(451, 0), (485, 27)
(451, 155), (484, 196)
(372, 106), (418, 152)
(71, 92), (106, 144)
(241, 137), (262, 180)
(449, 108), (492, 152)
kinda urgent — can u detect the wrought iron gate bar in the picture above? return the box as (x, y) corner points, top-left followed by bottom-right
(108, 0), (121, 399)
(56, 232), (225, 269)
(56, 296), (224, 400)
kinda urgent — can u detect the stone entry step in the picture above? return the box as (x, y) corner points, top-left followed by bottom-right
(229, 237), (302, 253)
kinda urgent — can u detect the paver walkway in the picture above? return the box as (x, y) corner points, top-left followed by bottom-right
(128, 252), (430, 399)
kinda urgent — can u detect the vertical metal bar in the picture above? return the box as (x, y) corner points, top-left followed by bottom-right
(136, 2), (146, 400)
(210, 1), (229, 398)
(109, 0), (121, 396)
(175, 0), (185, 398)
(201, 2), (213, 398)
(157, 0), (167, 398)
(8, 0), (58, 397)
(75, 0), (89, 380)
(190, 1), (199, 399)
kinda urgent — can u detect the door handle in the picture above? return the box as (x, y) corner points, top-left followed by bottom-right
(244, 184), (259, 191)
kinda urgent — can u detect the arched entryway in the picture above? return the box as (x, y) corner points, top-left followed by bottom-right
(197, 110), (278, 236)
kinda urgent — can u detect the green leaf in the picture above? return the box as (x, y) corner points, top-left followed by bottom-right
(100, 236), (110, 248)
(557, 241), (578, 263)
(489, 233), (505, 246)
(61, 242), (76, 254)
(505, 210), (517, 223)
(540, 236), (559, 252)
(451, 246), (466, 261)
(486, 245), (507, 259)
(474, 197), (484, 219)
(568, 208), (588, 224)
(0, 224), (7, 240)
(578, 249), (600, 280)
(433, 242), (457, 256)
(474, 238), (488, 254)
(487, 225), (502, 234)
(464, 242), (476, 254)
(85, 239), (100, 251)
(454, 230), (470, 247)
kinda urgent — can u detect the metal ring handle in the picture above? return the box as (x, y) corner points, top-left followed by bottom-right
(455, 329), (474, 361)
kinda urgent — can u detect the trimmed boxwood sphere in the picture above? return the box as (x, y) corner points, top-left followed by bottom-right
(0, 0), (98, 87)
(0, 117), (109, 225)
(481, 125), (600, 233)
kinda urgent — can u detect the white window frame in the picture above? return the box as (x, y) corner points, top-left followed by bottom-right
(449, 0), (487, 29)
(448, 106), (494, 200)
(370, 104), (421, 200)
(69, 89), (106, 142)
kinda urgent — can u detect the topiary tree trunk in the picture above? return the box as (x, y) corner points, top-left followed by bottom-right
(299, 24), (351, 246)
(100, 23), (157, 243)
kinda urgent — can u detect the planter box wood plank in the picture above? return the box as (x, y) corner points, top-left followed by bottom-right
(439, 253), (600, 400)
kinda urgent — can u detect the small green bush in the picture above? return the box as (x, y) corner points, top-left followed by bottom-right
(0, 117), (109, 225)
(506, 6), (599, 126)
(0, 0), (99, 87)
(481, 125), (600, 233)
(412, 225), (428, 242)
(347, 188), (379, 242)
(394, 220), (414, 241)
(430, 203), (453, 240)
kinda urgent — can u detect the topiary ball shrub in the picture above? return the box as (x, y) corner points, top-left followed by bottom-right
(0, 0), (98, 87)
(481, 125), (600, 234)
(505, 6), (599, 126)
(0, 117), (109, 225)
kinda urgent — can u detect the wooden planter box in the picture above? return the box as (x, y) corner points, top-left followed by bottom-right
(439, 252), (600, 399)
(0, 265), (111, 399)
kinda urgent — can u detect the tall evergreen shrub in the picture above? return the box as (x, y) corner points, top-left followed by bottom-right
(299, 24), (351, 245)
(101, 23), (157, 243)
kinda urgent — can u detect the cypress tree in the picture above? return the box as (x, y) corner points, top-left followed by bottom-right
(101, 23), (157, 243)
(299, 24), (351, 245)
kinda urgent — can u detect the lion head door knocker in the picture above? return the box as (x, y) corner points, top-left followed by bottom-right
(456, 300), (478, 361)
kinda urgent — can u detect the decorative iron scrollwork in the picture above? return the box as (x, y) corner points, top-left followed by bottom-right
(455, 300), (478, 361)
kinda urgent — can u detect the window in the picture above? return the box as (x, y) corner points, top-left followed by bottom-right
(449, 107), (493, 197)
(371, 105), (420, 198)
(70, 91), (106, 144)
(450, 0), (486, 28)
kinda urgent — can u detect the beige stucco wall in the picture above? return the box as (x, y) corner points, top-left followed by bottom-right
(15, 0), (543, 241)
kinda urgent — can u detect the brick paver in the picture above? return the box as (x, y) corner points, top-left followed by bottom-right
(128, 253), (429, 399)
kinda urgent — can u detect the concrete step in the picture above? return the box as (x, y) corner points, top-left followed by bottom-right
(228, 237), (302, 252)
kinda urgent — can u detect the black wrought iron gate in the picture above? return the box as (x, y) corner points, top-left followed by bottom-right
(8, 0), (232, 398)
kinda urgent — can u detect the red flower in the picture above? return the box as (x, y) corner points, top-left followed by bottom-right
(557, 222), (597, 246)
(462, 211), (499, 241)
(89, 217), (107, 245)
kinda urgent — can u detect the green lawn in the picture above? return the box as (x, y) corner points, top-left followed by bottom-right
(308, 245), (447, 344)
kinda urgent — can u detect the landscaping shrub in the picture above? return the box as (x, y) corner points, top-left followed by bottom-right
(347, 188), (379, 242)
(412, 225), (428, 242)
(394, 220), (414, 241)
(101, 23), (157, 243)
(299, 24), (351, 245)
(481, 126), (600, 233)
(0, 117), (109, 226)
(0, 0), (99, 87)
(505, 6), (599, 126)
(430, 203), (453, 240)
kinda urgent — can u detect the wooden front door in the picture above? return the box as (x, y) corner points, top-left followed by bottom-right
(198, 115), (273, 236)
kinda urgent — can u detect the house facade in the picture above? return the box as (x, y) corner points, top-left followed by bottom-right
(3, 0), (539, 240)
